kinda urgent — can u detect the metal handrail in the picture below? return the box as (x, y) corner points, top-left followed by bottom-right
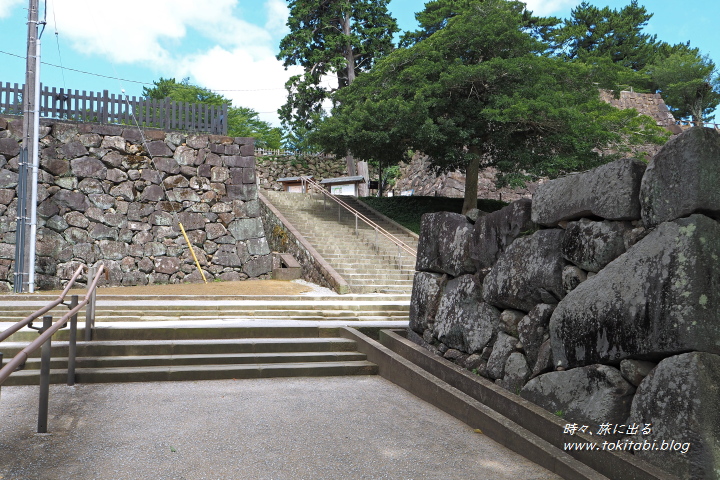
(300, 176), (417, 258)
(0, 264), (85, 343)
(0, 264), (105, 386)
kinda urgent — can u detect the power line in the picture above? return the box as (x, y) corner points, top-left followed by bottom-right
(0, 50), (301, 93)
(0, 49), (153, 85)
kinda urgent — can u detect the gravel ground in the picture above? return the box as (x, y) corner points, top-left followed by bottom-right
(0, 377), (559, 480)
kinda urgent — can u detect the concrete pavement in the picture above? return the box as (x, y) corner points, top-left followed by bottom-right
(0, 376), (560, 480)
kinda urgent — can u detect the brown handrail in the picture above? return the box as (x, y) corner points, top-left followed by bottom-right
(300, 176), (417, 258)
(0, 264), (105, 386)
(0, 265), (85, 343)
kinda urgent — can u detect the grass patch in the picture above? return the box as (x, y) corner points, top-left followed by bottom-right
(360, 196), (507, 234)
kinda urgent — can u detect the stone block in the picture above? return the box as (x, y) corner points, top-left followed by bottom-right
(561, 219), (632, 272)
(409, 271), (446, 334)
(520, 365), (635, 427)
(226, 184), (257, 201)
(550, 214), (720, 369)
(146, 140), (173, 157)
(432, 275), (501, 354)
(470, 198), (534, 270)
(242, 255), (272, 278)
(60, 140), (88, 159)
(71, 156), (107, 179)
(482, 229), (567, 312)
(640, 127), (720, 227)
(628, 352), (720, 479)
(416, 212), (475, 276)
(531, 158), (646, 226)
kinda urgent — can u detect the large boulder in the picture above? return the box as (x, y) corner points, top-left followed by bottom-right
(628, 352), (720, 479)
(409, 271), (446, 334)
(482, 229), (567, 312)
(532, 158), (646, 226)
(550, 214), (720, 369)
(416, 212), (475, 276)
(520, 365), (635, 426)
(560, 219), (632, 272)
(640, 127), (720, 228)
(432, 275), (501, 354)
(469, 199), (534, 270)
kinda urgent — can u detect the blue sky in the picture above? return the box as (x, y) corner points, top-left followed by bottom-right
(0, 0), (718, 126)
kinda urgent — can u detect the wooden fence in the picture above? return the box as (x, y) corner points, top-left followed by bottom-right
(0, 82), (227, 135)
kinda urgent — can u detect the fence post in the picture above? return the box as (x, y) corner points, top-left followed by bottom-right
(38, 315), (52, 434)
(101, 90), (109, 124)
(67, 294), (78, 386)
(221, 104), (228, 135)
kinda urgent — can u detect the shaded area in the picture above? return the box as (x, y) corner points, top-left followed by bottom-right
(0, 377), (559, 480)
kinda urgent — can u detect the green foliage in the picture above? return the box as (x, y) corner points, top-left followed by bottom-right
(143, 77), (282, 148)
(545, 2), (720, 122)
(360, 196), (506, 234)
(546, 1), (660, 71)
(646, 52), (720, 123)
(316, 0), (668, 210)
(277, 0), (398, 135)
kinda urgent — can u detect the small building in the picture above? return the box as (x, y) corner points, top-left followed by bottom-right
(320, 176), (367, 196)
(277, 176), (312, 193)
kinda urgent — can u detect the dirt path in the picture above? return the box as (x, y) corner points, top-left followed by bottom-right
(27, 280), (314, 297)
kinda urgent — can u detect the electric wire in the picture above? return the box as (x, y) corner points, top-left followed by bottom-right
(51, 0), (67, 90)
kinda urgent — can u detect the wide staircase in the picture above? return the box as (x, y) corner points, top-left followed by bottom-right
(263, 190), (418, 294)
(0, 293), (408, 386)
(0, 325), (375, 386)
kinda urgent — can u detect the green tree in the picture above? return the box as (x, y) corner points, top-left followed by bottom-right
(546, 1), (660, 71)
(277, 0), (398, 130)
(143, 77), (283, 148)
(315, 0), (667, 213)
(647, 52), (720, 123)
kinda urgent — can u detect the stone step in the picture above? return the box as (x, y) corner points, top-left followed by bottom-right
(0, 337), (359, 358)
(2, 360), (378, 385)
(12, 351), (368, 371)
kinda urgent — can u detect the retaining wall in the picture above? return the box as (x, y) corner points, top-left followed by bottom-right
(0, 115), (272, 291)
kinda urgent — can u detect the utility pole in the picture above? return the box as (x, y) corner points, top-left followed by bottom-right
(13, 0), (40, 293)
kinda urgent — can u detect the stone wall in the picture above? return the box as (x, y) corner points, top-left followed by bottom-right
(256, 155), (347, 191)
(408, 127), (720, 479)
(0, 115), (272, 291)
(392, 154), (536, 201)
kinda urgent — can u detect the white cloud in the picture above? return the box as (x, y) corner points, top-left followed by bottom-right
(264, 0), (289, 35)
(47, 0), (270, 66)
(0, 0), (23, 19)
(523, 0), (578, 16)
(175, 46), (302, 126)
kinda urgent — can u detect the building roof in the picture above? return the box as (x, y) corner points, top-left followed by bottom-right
(277, 176), (312, 183)
(320, 176), (366, 185)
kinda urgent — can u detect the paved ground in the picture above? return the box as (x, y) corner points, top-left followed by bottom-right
(0, 377), (560, 480)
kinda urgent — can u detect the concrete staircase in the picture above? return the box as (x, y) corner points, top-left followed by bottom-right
(263, 191), (418, 294)
(0, 295), (410, 324)
(0, 325), (377, 386)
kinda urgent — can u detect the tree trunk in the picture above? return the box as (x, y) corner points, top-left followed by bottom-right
(345, 153), (357, 176)
(462, 146), (481, 215)
(357, 160), (369, 197)
(342, 12), (356, 85)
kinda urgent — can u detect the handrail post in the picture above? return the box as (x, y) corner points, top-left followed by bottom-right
(85, 266), (96, 341)
(67, 294), (78, 386)
(355, 214), (358, 235)
(0, 352), (3, 400)
(38, 315), (52, 434)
